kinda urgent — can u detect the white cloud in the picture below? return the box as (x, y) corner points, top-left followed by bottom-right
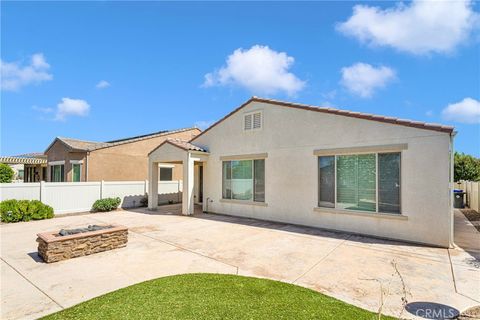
(1, 53), (53, 91)
(96, 80), (110, 89)
(425, 110), (434, 117)
(32, 105), (54, 114)
(340, 63), (396, 98)
(337, 0), (479, 55)
(55, 98), (90, 121)
(442, 97), (480, 124)
(203, 45), (305, 96)
(194, 120), (215, 130)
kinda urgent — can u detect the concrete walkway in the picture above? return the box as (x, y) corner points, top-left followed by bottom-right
(1, 206), (479, 319)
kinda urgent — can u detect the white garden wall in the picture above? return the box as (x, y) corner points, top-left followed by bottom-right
(1, 183), (41, 200)
(0, 180), (182, 214)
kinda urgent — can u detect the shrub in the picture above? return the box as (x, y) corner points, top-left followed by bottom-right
(92, 197), (121, 212)
(455, 152), (480, 182)
(0, 200), (22, 222)
(29, 200), (54, 220)
(0, 163), (14, 183)
(0, 199), (54, 223)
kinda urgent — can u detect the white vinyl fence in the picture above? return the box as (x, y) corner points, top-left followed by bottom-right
(455, 180), (480, 213)
(0, 180), (182, 214)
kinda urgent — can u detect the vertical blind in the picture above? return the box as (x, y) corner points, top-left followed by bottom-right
(319, 152), (400, 214)
(72, 164), (81, 182)
(336, 154), (376, 212)
(51, 165), (64, 182)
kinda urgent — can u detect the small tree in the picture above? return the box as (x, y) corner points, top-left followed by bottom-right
(0, 163), (14, 183)
(454, 152), (480, 182)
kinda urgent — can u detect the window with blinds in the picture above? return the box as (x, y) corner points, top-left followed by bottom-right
(50, 165), (64, 182)
(244, 111), (262, 131)
(318, 152), (401, 214)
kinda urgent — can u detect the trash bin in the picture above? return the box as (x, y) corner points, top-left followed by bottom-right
(453, 190), (466, 208)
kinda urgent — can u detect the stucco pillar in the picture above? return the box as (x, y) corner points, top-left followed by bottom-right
(148, 160), (158, 210)
(182, 152), (195, 215)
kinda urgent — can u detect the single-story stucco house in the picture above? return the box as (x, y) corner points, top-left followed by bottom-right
(148, 97), (455, 247)
(45, 127), (200, 182)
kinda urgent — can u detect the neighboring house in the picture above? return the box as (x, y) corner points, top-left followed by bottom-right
(148, 97), (455, 247)
(0, 153), (48, 182)
(45, 127), (201, 182)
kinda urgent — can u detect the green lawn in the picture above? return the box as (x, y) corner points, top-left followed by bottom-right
(43, 273), (394, 320)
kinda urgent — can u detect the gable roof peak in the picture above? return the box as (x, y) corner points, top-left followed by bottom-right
(190, 97), (454, 142)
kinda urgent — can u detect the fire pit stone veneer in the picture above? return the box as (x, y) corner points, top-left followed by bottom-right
(37, 224), (128, 263)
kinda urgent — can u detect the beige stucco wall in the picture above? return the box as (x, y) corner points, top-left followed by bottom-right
(193, 101), (453, 247)
(88, 129), (199, 181)
(45, 141), (87, 182)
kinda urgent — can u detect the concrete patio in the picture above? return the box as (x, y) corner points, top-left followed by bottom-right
(1, 206), (479, 319)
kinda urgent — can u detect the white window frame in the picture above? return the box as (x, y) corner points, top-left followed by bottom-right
(48, 160), (65, 166)
(158, 163), (175, 168)
(243, 110), (263, 132)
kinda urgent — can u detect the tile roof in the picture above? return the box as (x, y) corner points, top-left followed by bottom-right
(166, 138), (207, 152)
(56, 137), (105, 151)
(191, 97), (454, 142)
(253, 97), (454, 133)
(47, 127), (200, 153)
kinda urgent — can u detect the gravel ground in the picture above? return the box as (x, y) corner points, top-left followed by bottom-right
(461, 209), (480, 232)
(458, 305), (480, 319)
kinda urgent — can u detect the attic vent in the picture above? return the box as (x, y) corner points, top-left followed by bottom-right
(244, 111), (262, 131)
(244, 114), (252, 130)
(253, 112), (261, 129)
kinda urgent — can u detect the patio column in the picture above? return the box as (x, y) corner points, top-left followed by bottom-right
(182, 152), (195, 215)
(148, 160), (158, 210)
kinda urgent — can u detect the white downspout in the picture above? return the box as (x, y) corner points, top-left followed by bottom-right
(85, 152), (90, 182)
(449, 131), (457, 248)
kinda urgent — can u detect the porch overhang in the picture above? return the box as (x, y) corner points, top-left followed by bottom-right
(148, 139), (209, 215)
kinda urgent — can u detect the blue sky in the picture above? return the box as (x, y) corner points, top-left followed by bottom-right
(1, 1), (479, 156)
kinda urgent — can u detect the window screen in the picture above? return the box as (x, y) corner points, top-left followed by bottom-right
(378, 153), (401, 213)
(254, 159), (265, 202)
(318, 156), (335, 208)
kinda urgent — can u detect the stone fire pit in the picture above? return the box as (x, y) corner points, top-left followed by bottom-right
(37, 224), (128, 263)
